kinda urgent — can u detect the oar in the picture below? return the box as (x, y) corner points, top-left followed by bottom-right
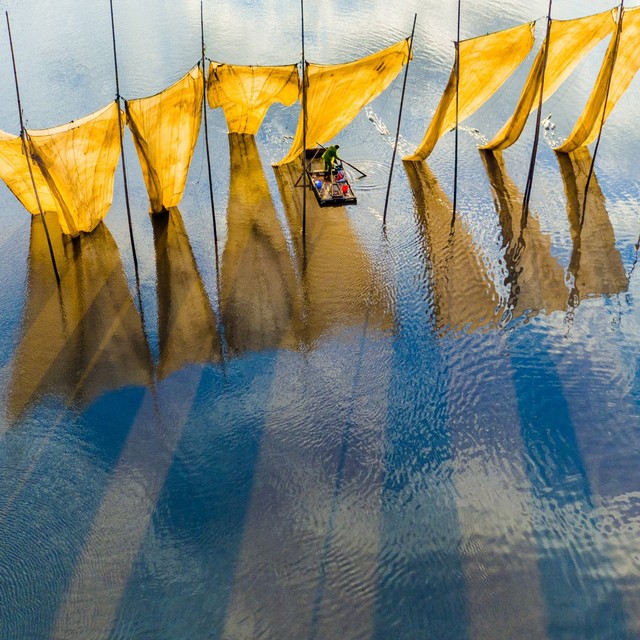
(316, 142), (367, 177)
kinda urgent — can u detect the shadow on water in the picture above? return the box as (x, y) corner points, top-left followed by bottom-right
(7, 213), (153, 424)
(99, 136), (307, 639)
(0, 213), (152, 639)
(479, 153), (632, 637)
(371, 161), (484, 640)
(53, 203), (225, 638)
(212, 158), (393, 640)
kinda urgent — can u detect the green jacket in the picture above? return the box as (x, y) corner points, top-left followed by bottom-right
(322, 146), (339, 162)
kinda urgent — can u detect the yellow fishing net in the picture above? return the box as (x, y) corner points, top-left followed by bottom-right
(207, 62), (299, 135)
(405, 22), (535, 161)
(556, 7), (640, 152)
(0, 131), (59, 215)
(275, 39), (412, 166)
(126, 65), (203, 214)
(25, 101), (123, 236)
(482, 10), (615, 151)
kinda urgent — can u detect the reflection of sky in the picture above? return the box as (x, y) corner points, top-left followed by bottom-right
(1, 0), (640, 638)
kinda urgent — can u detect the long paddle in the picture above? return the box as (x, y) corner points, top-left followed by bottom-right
(316, 142), (367, 177)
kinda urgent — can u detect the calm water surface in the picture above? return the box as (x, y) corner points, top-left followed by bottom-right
(1, 0), (639, 638)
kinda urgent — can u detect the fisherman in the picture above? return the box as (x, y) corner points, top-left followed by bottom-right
(322, 144), (340, 177)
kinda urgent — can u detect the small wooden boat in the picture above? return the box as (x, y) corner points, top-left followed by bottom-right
(304, 147), (357, 207)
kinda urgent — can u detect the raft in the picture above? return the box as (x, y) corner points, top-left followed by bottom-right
(304, 147), (357, 207)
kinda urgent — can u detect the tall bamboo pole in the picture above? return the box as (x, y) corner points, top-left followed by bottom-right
(200, 1), (219, 254)
(109, 0), (140, 275)
(382, 13), (417, 226)
(201, 1), (227, 369)
(451, 0), (461, 226)
(581, 0), (625, 230)
(521, 0), (554, 229)
(301, 0), (307, 241)
(6, 12), (60, 284)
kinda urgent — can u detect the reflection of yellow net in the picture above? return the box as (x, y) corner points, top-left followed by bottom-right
(0, 130), (59, 216)
(126, 66), (203, 213)
(152, 207), (220, 378)
(8, 214), (152, 421)
(27, 102), (123, 236)
(404, 160), (499, 334)
(483, 10), (615, 151)
(275, 39), (412, 166)
(556, 6), (640, 152)
(405, 23), (535, 161)
(480, 150), (568, 318)
(274, 159), (393, 344)
(556, 148), (626, 299)
(207, 63), (299, 135)
(221, 134), (302, 354)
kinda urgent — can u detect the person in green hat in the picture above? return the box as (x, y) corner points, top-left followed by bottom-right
(322, 144), (340, 177)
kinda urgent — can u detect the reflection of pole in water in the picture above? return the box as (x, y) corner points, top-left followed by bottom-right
(556, 147), (626, 310)
(404, 159), (498, 334)
(221, 134), (303, 355)
(480, 149), (567, 319)
(109, 0), (140, 283)
(152, 207), (221, 379)
(8, 214), (152, 422)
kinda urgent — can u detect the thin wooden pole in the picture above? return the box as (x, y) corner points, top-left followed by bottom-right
(521, 0), (553, 229)
(109, 0), (140, 275)
(382, 13), (417, 226)
(301, 0), (307, 240)
(200, 1), (219, 256)
(6, 12), (60, 284)
(201, 3), (226, 369)
(581, 0), (625, 231)
(451, 0), (461, 226)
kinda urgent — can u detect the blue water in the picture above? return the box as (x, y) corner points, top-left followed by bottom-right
(1, 0), (640, 638)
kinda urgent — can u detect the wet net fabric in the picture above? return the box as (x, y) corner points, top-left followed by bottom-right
(0, 131), (59, 216)
(556, 7), (640, 152)
(126, 66), (203, 214)
(275, 39), (412, 166)
(405, 23), (535, 161)
(207, 63), (299, 135)
(26, 102), (123, 236)
(482, 10), (615, 151)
